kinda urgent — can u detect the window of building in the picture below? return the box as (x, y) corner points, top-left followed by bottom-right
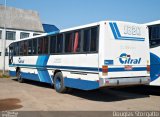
(6, 31), (16, 40)
(50, 36), (57, 54)
(33, 39), (37, 55)
(0, 30), (2, 39)
(33, 33), (40, 36)
(20, 32), (30, 39)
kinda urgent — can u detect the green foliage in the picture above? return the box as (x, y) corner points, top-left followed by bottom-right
(0, 71), (10, 78)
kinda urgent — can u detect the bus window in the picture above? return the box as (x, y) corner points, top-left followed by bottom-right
(73, 31), (81, 53)
(149, 26), (160, 48)
(83, 29), (90, 52)
(24, 40), (28, 56)
(50, 36), (56, 54)
(14, 42), (19, 56)
(65, 32), (73, 53)
(28, 39), (32, 55)
(90, 27), (98, 52)
(56, 34), (63, 53)
(43, 37), (49, 54)
(38, 38), (43, 54)
(19, 41), (24, 56)
(33, 38), (37, 55)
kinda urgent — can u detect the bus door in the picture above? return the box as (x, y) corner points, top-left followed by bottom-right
(9, 44), (14, 65)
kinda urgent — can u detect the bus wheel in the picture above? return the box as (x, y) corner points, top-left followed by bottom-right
(54, 72), (66, 93)
(17, 70), (24, 83)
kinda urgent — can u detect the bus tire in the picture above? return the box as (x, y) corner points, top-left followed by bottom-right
(54, 72), (66, 93)
(17, 70), (24, 83)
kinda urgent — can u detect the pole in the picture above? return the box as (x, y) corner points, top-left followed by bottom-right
(2, 0), (6, 74)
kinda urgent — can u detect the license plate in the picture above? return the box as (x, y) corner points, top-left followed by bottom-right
(124, 65), (133, 70)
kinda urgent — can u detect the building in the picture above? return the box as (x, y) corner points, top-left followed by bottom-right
(0, 6), (47, 70)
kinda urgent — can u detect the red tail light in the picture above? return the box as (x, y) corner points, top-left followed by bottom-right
(102, 65), (108, 74)
(147, 65), (150, 73)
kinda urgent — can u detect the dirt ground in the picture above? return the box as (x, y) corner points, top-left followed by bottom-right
(0, 78), (160, 111)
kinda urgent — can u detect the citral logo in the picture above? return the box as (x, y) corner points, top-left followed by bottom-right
(119, 53), (141, 64)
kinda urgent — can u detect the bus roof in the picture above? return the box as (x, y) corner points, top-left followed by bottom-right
(145, 20), (160, 26)
(10, 20), (141, 43)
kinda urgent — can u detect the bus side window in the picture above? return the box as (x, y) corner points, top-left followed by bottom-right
(24, 40), (28, 56)
(90, 27), (98, 52)
(28, 39), (32, 55)
(149, 25), (160, 48)
(33, 39), (37, 55)
(65, 32), (73, 53)
(83, 29), (90, 52)
(73, 31), (81, 53)
(38, 37), (43, 54)
(56, 34), (63, 53)
(50, 36), (56, 54)
(19, 41), (24, 56)
(14, 42), (19, 56)
(13, 43), (17, 56)
(43, 36), (49, 54)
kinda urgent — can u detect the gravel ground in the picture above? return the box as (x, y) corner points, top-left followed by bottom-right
(0, 78), (160, 111)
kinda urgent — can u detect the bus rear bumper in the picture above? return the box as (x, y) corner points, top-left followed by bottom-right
(99, 76), (150, 87)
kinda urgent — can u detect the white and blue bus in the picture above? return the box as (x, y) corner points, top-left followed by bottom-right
(9, 21), (150, 93)
(146, 20), (160, 86)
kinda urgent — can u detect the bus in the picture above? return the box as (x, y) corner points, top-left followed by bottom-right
(9, 21), (150, 93)
(146, 20), (160, 86)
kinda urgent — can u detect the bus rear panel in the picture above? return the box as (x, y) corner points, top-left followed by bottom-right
(98, 21), (150, 87)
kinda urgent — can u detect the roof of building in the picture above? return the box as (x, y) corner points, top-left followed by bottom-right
(0, 5), (44, 32)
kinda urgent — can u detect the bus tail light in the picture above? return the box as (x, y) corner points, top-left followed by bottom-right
(102, 65), (108, 75)
(147, 65), (150, 73)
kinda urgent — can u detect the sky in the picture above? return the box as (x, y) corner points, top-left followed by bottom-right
(0, 0), (160, 29)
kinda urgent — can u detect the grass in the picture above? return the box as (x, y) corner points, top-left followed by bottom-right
(0, 71), (10, 78)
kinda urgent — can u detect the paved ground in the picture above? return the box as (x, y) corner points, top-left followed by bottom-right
(0, 78), (160, 111)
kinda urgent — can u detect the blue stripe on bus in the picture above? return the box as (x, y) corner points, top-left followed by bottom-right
(109, 22), (145, 41)
(9, 70), (99, 90)
(109, 23), (118, 39)
(64, 78), (99, 90)
(150, 52), (160, 82)
(10, 64), (147, 72)
(21, 72), (40, 81)
(36, 55), (52, 83)
(9, 71), (17, 77)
